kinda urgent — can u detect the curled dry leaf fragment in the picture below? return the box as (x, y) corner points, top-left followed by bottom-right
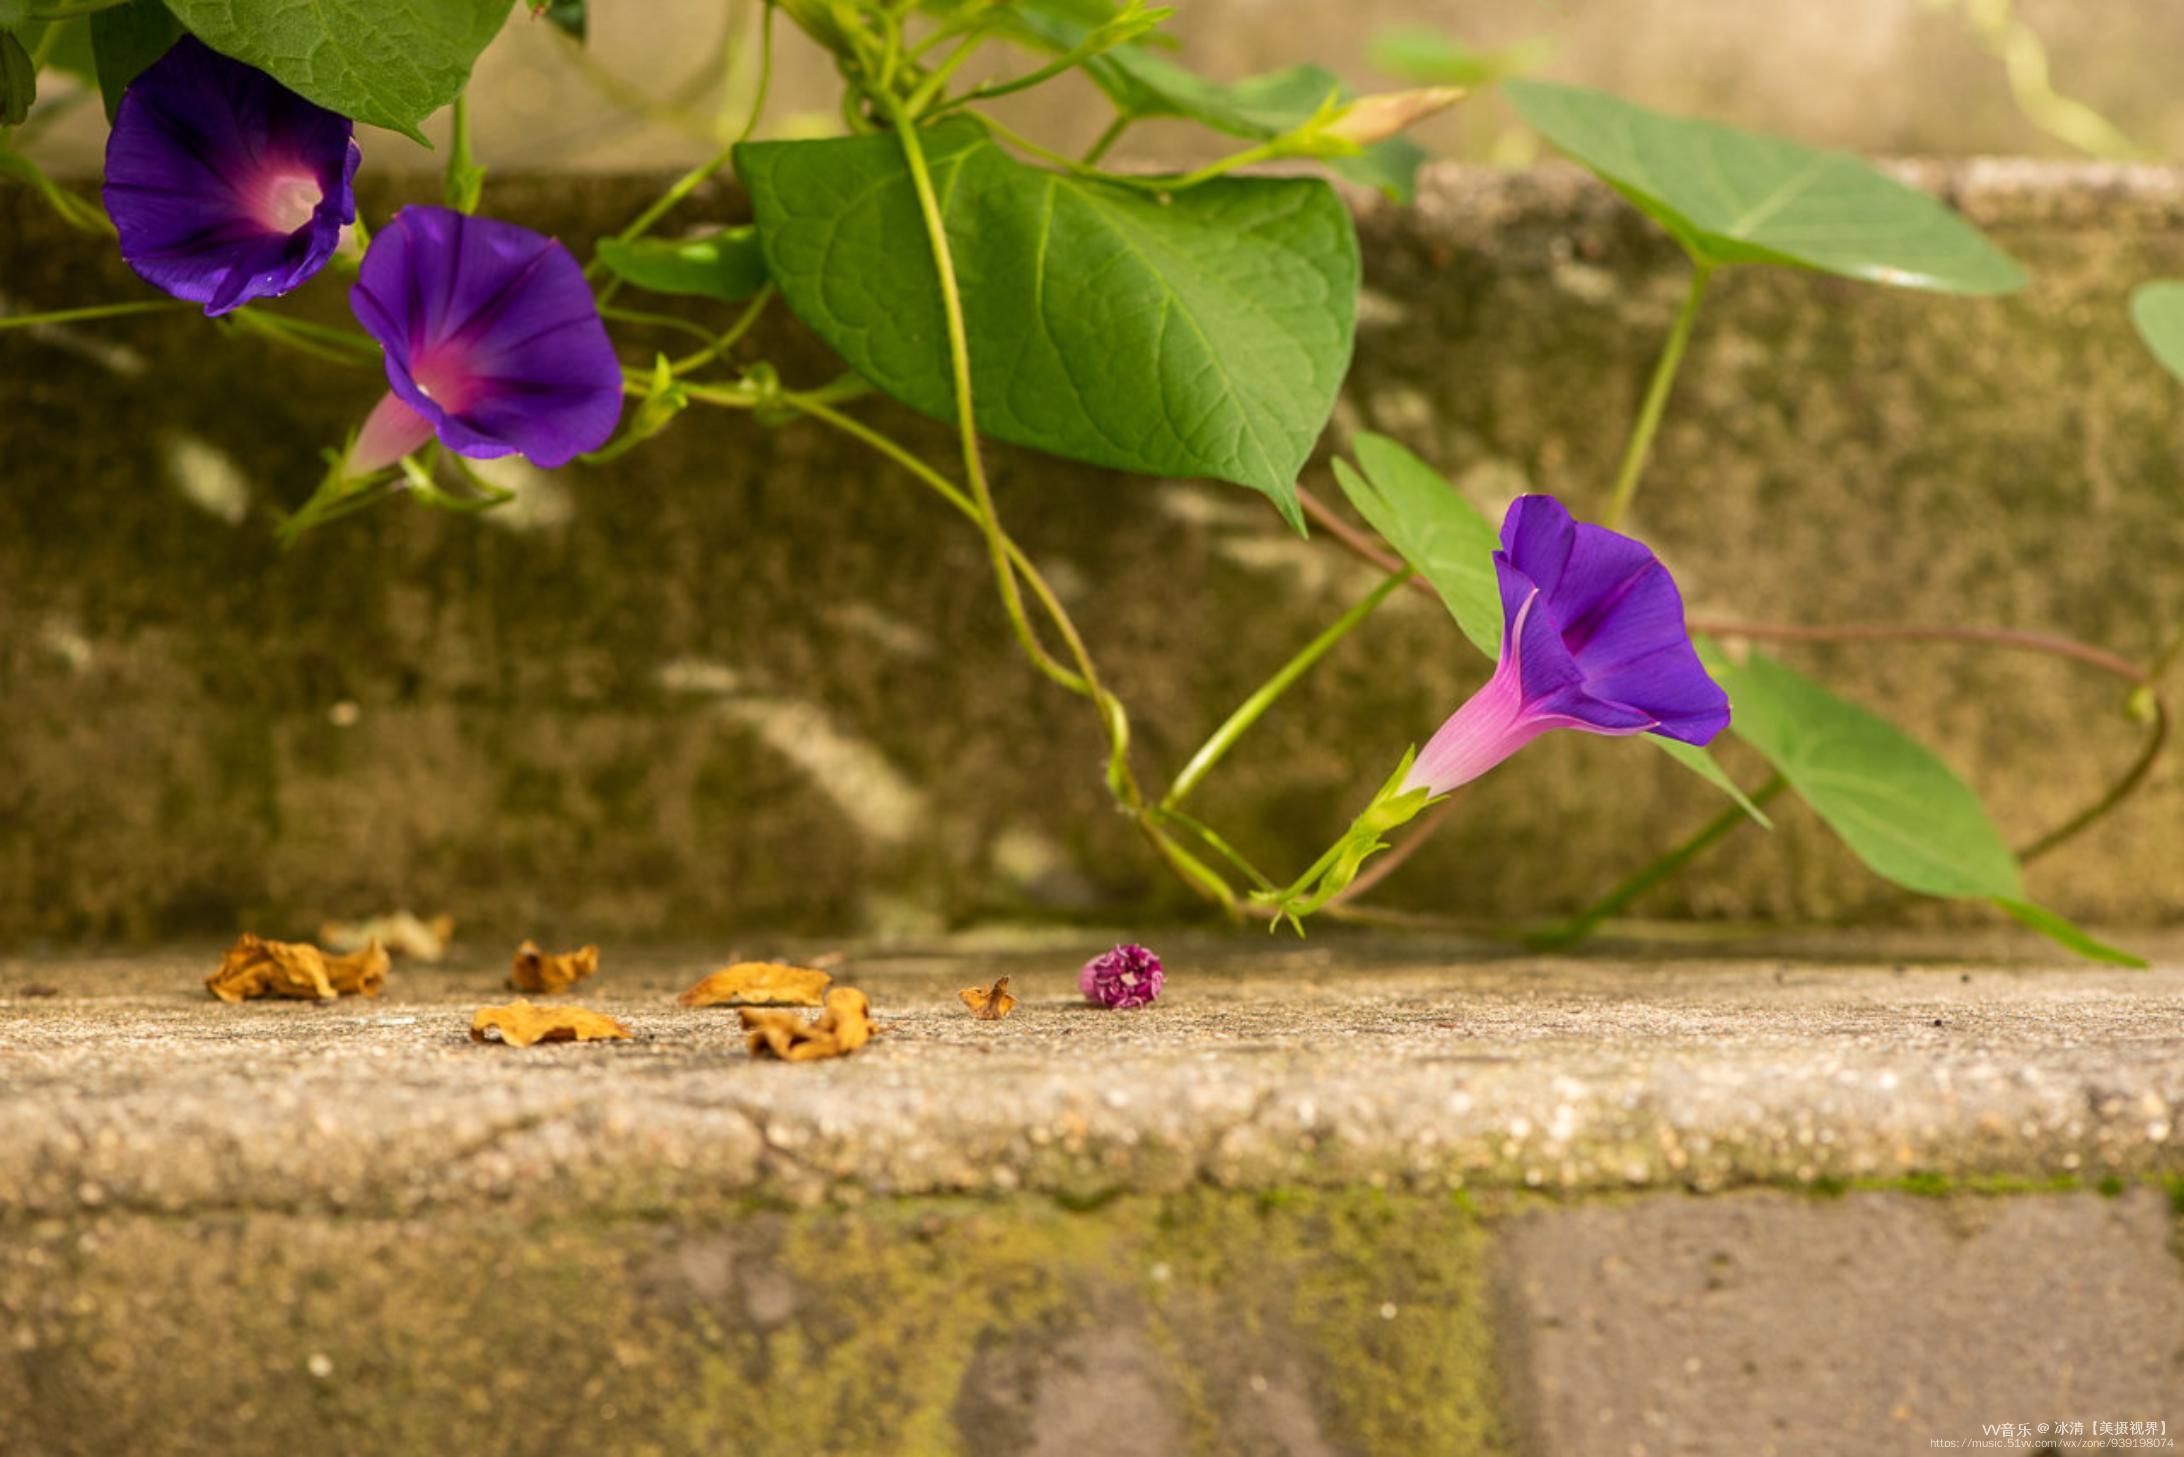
(678, 961), (832, 1008)
(324, 940), (390, 998)
(321, 911), (455, 961)
(510, 940), (600, 993)
(958, 976), (1016, 1021)
(469, 1000), (631, 1048)
(206, 932), (380, 1003)
(741, 987), (876, 1062)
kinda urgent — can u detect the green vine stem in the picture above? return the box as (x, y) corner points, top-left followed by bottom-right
(1530, 775), (1790, 948)
(1603, 260), (1713, 530)
(0, 299), (187, 330)
(583, 1), (776, 289)
(889, 108), (1093, 699)
(972, 112), (1283, 193)
(1164, 566), (1409, 809)
(767, 392), (1235, 912)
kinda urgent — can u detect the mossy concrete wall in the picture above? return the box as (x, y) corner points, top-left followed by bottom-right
(2, 163), (2180, 942)
(4, 1188), (2180, 1456)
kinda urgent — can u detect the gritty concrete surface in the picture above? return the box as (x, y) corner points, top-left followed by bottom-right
(1497, 1189), (2184, 1457)
(4, 932), (2182, 1214)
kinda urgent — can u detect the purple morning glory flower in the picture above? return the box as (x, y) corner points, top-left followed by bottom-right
(102, 36), (359, 317)
(1405, 495), (1729, 795)
(1080, 944), (1165, 1009)
(347, 206), (623, 472)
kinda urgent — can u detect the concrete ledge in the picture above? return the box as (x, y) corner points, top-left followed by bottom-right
(5, 935), (2181, 1213)
(4, 163), (2183, 940)
(4, 936), (2181, 1453)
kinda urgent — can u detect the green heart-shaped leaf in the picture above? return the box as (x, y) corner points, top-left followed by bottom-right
(1506, 80), (2025, 294)
(738, 121), (1359, 524)
(162, 0), (516, 141)
(1705, 646), (2138, 964)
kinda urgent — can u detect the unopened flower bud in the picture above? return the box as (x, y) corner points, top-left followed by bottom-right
(1322, 87), (1467, 146)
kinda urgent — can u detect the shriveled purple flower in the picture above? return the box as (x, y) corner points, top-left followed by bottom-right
(1406, 495), (1729, 795)
(347, 206), (622, 473)
(1080, 944), (1164, 1010)
(102, 36), (359, 317)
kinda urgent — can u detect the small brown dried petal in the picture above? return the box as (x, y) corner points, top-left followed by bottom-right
(678, 961), (832, 1008)
(510, 940), (600, 993)
(469, 1000), (631, 1048)
(957, 976), (1016, 1021)
(741, 987), (876, 1062)
(205, 933), (337, 1003)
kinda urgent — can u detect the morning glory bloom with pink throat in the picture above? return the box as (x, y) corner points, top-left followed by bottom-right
(1406, 494), (1730, 795)
(1262, 493), (1730, 930)
(346, 206), (624, 473)
(102, 36), (359, 316)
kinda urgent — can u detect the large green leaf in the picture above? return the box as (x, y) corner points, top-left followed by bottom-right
(1505, 80), (2025, 295)
(2129, 281), (2184, 384)
(738, 120), (1358, 524)
(1707, 647), (2138, 964)
(161, 0), (515, 141)
(1332, 440), (1498, 655)
(1332, 432), (1767, 825)
(598, 228), (768, 304)
(89, 0), (181, 121)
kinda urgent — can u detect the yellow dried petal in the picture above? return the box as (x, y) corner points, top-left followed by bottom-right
(818, 987), (875, 1052)
(510, 940), (600, 994)
(957, 976), (1016, 1021)
(324, 939), (389, 998)
(739, 987), (876, 1061)
(678, 961), (832, 1008)
(470, 1000), (631, 1048)
(205, 934), (335, 1003)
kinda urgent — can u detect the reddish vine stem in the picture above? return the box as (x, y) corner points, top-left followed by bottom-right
(1291, 481), (2170, 894)
(1684, 618), (2146, 686)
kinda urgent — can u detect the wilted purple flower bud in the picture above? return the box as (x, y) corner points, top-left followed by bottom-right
(346, 206), (623, 472)
(1080, 944), (1164, 1010)
(1407, 495), (1729, 795)
(102, 36), (359, 316)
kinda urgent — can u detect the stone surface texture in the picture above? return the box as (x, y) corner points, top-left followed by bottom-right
(2, 936), (2181, 1455)
(4, 163), (2181, 940)
(5, 934), (2181, 1211)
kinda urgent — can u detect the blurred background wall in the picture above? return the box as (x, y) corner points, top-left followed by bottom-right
(19, 0), (2184, 179)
